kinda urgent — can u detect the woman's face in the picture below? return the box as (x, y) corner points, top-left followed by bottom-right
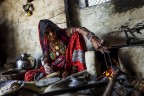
(47, 31), (57, 42)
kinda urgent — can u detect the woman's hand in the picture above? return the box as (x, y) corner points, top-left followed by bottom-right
(75, 27), (89, 36)
(78, 27), (109, 53)
(66, 27), (109, 53)
(91, 37), (109, 53)
(62, 71), (68, 78)
(65, 27), (89, 37)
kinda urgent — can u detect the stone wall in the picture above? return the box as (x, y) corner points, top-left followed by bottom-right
(118, 46), (144, 78)
(0, 0), (67, 60)
(75, 1), (144, 78)
(76, 1), (144, 50)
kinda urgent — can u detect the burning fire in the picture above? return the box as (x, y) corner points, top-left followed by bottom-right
(103, 67), (114, 80)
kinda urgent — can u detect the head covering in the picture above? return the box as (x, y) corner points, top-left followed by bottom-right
(38, 19), (61, 53)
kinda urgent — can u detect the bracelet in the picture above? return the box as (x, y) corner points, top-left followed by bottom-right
(87, 32), (95, 42)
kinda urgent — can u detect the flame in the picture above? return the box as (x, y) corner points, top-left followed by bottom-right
(103, 67), (114, 79)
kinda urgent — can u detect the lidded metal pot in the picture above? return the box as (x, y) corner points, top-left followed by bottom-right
(16, 53), (35, 70)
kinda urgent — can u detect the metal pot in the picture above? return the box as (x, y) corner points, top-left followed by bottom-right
(16, 53), (35, 70)
(68, 76), (87, 87)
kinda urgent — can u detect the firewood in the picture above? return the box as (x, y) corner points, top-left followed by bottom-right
(103, 72), (120, 96)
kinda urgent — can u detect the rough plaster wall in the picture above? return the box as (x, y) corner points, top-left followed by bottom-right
(118, 46), (144, 78)
(78, 2), (144, 49)
(0, 0), (67, 59)
(77, 2), (144, 77)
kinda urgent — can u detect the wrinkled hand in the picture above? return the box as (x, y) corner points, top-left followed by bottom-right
(62, 71), (68, 78)
(75, 27), (109, 53)
(75, 27), (90, 36)
(96, 45), (109, 53)
(92, 38), (109, 53)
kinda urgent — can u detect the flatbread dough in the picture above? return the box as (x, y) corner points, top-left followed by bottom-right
(0, 80), (22, 95)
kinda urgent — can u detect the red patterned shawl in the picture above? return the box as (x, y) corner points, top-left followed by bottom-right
(66, 32), (87, 73)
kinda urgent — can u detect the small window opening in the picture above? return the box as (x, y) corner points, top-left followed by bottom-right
(78, 0), (111, 8)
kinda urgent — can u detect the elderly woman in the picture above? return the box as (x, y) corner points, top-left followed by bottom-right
(25, 19), (108, 81)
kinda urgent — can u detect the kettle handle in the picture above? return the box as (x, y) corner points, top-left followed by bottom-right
(21, 53), (30, 59)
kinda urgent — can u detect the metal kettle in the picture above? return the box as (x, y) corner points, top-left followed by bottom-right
(16, 53), (35, 70)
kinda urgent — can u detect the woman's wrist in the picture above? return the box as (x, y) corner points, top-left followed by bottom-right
(87, 32), (95, 42)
